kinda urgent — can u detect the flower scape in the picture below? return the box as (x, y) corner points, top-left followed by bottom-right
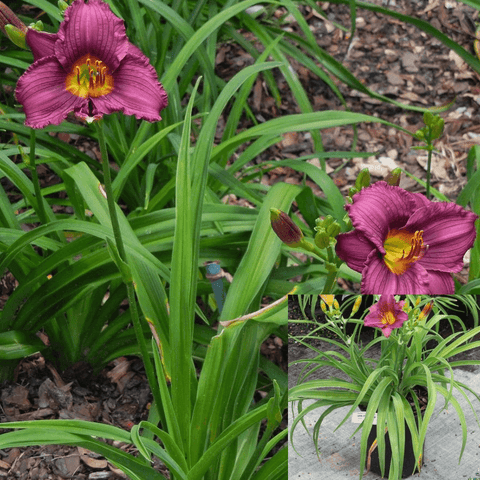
(15, 0), (168, 128)
(336, 181), (478, 294)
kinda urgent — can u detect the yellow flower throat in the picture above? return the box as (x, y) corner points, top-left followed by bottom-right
(65, 54), (114, 98)
(383, 229), (427, 275)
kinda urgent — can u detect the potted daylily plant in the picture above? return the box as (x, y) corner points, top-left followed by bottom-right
(289, 295), (480, 480)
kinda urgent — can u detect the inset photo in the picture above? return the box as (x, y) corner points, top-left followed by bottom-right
(288, 294), (480, 479)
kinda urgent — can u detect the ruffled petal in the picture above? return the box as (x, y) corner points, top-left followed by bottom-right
(26, 29), (58, 61)
(346, 182), (420, 254)
(424, 270), (454, 294)
(87, 54), (168, 122)
(127, 42), (145, 57)
(361, 250), (430, 294)
(408, 190), (431, 210)
(402, 202), (478, 272)
(55, 0), (128, 71)
(335, 230), (375, 273)
(15, 57), (87, 128)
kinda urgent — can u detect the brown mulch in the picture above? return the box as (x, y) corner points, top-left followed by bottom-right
(217, 0), (480, 200)
(0, 333), (287, 479)
(0, 355), (169, 479)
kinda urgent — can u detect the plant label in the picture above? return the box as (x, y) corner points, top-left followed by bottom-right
(351, 412), (377, 425)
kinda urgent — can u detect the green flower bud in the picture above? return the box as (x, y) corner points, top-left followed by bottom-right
(326, 221), (341, 238)
(431, 116), (444, 140)
(4, 24), (26, 49)
(423, 110), (434, 126)
(342, 213), (352, 229)
(58, 0), (69, 12)
(355, 168), (371, 191)
(314, 229), (329, 249)
(385, 167), (402, 186)
(348, 186), (358, 198)
(415, 129), (425, 141)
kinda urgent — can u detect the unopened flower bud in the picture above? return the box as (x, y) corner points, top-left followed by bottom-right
(326, 221), (341, 238)
(58, 1), (69, 13)
(351, 296), (362, 315)
(418, 302), (433, 321)
(314, 215), (341, 248)
(270, 208), (303, 247)
(32, 20), (44, 31)
(348, 186), (358, 198)
(4, 24), (26, 49)
(423, 111), (434, 126)
(0, 2), (27, 35)
(430, 116), (444, 140)
(415, 129), (425, 141)
(333, 299), (340, 310)
(320, 295), (334, 307)
(342, 213), (352, 229)
(385, 168), (402, 187)
(315, 230), (329, 249)
(355, 168), (371, 191)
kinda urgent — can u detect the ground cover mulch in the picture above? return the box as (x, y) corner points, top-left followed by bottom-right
(0, 332), (287, 479)
(1, 0), (480, 478)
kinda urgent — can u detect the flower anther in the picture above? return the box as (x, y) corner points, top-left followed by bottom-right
(65, 54), (113, 98)
(383, 229), (428, 275)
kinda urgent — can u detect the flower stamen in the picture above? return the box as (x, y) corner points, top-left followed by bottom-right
(65, 53), (113, 99)
(383, 229), (428, 276)
(381, 311), (396, 325)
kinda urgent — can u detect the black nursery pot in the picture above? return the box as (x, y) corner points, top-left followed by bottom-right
(359, 407), (424, 478)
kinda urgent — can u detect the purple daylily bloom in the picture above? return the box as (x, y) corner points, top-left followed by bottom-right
(15, 0), (168, 128)
(336, 181), (478, 294)
(364, 295), (408, 338)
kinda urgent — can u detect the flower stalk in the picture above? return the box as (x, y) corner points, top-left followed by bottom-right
(26, 129), (49, 226)
(95, 119), (162, 408)
(413, 112), (445, 199)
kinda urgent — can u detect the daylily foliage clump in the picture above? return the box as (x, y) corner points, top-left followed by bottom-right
(15, 0), (168, 128)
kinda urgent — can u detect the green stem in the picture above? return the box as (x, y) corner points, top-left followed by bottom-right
(96, 121), (127, 261)
(322, 245), (338, 293)
(94, 119), (162, 412)
(425, 148), (432, 200)
(28, 129), (48, 225)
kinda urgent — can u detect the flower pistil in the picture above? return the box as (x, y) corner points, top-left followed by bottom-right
(383, 229), (428, 275)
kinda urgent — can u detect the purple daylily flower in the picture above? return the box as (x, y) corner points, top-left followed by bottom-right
(336, 181), (478, 294)
(364, 295), (408, 338)
(15, 0), (167, 128)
